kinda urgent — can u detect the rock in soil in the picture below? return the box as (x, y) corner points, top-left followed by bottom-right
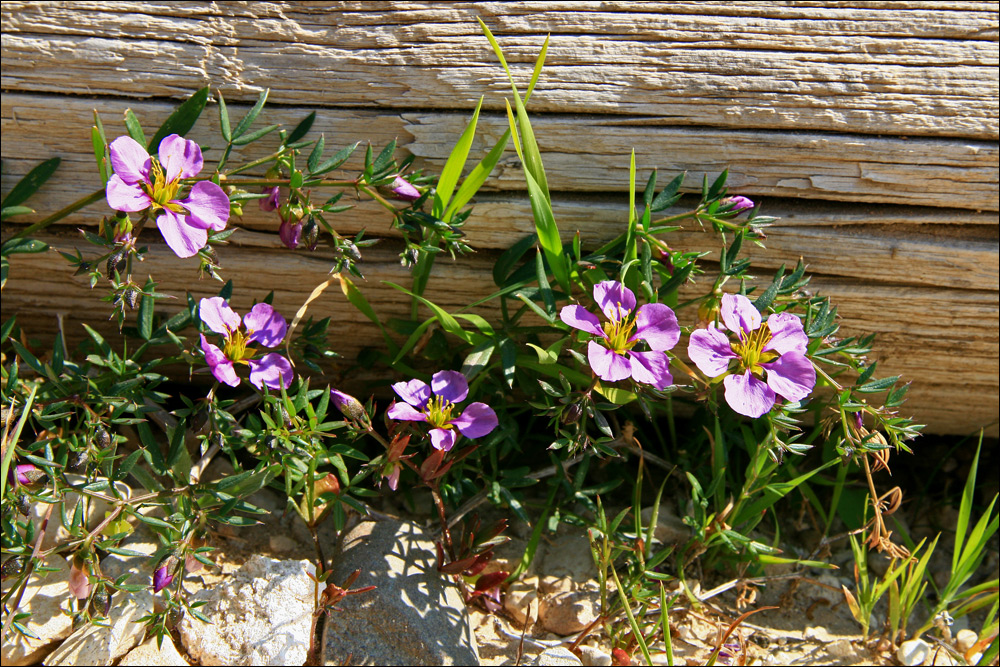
(529, 646), (584, 666)
(43, 587), (153, 666)
(538, 532), (597, 584)
(897, 638), (931, 666)
(504, 578), (539, 626)
(178, 554), (315, 666)
(322, 518), (480, 666)
(1, 556), (75, 666)
(119, 636), (189, 666)
(538, 589), (600, 636)
(578, 644), (613, 666)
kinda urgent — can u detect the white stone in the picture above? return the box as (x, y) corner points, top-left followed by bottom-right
(44, 588), (153, 666)
(955, 628), (978, 653)
(505, 580), (539, 626)
(119, 636), (189, 666)
(539, 589), (600, 636)
(268, 534), (298, 554)
(897, 638), (931, 666)
(578, 644), (613, 666)
(529, 646), (584, 666)
(178, 555), (315, 666)
(1, 556), (75, 666)
(827, 639), (858, 659)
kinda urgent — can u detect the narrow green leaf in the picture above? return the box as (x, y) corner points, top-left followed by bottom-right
(218, 91), (231, 142)
(444, 129), (511, 221)
(231, 124), (279, 146)
(337, 274), (398, 355)
(124, 109), (147, 146)
(499, 338), (517, 388)
(2, 238), (48, 256)
(307, 134), (326, 174)
(147, 87), (210, 152)
(2, 158), (62, 209)
(461, 340), (494, 380)
(312, 142), (358, 175)
(434, 97), (483, 218)
(372, 139), (397, 175)
(524, 35), (549, 102)
(493, 234), (535, 287)
(287, 110), (316, 144)
(383, 282), (475, 345)
(1, 384), (37, 500)
(91, 125), (110, 185)
(0, 206), (34, 221)
(231, 88), (269, 140)
(954, 435), (982, 571)
(137, 277), (155, 340)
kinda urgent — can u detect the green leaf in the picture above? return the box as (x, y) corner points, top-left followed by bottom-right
(2, 158), (61, 209)
(231, 88), (269, 140)
(147, 87), (210, 152)
(307, 134), (326, 174)
(123, 109), (147, 146)
(493, 234), (535, 287)
(337, 274), (398, 355)
(444, 129), (511, 222)
(218, 90), (232, 141)
(383, 282), (476, 345)
(461, 340), (494, 380)
(231, 124), (279, 146)
(312, 142), (358, 175)
(0, 206), (34, 221)
(651, 172), (685, 211)
(372, 139), (397, 176)
(524, 35), (549, 102)
(2, 238), (48, 256)
(287, 111), (316, 145)
(434, 97), (483, 218)
(137, 277), (155, 340)
(595, 381), (637, 405)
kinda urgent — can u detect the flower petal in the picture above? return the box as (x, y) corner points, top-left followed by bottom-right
(765, 312), (808, 356)
(593, 281), (636, 321)
(391, 379), (431, 409)
(588, 340), (632, 383)
(762, 352), (816, 403)
(723, 371), (775, 418)
(179, 181), (229, 231)
(451, 402), (498, 439)
(200, 334), (240, 387)
(279, 220), (302, 249)
(259, 186), (281, 212)
(429, 428), (457, 452)
(632, 303), (680, 351)
(108, 135), (151, 184)
(248, 353), (295, 390)
(721, 293), (761, 335)
(432, 370), (469, 404)
(627, 350), (673, 390)
(559, 305), (604, 337)
(106, 174), (151, 212)
(244, 302), (287, 348)
(386, 401), (428, 422)
(158, 134), (203, 182)
(687, 325), (737, 377)
(389, 175), (420, 201)
(199, 297), (241, 335)
(157, 210), (206, 258)
(385, 463), (401, 490)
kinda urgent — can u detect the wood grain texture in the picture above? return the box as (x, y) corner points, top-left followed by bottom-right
(1, 2), (997, 138)
(3, 230), (996, 436)
(2, 94), (997, 212)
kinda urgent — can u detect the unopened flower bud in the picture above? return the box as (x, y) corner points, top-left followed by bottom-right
(259, 185), (281, 212)
(15, 463), (44, 485)
(279, 218), (302, 250)
(122, 286), (141, 310)
(15, 493), (30, 516)
(1, 556), (27, 579)
(388, 175), (420, 202)
(303, 217), (319, 250)
(330, 389), (367, 421)
(721, 195), (754, 212)
(68, 449), (89, 472)
(69, 556), (92, 599)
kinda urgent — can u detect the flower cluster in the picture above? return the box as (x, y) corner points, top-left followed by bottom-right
(560, 281), (680, 390)
(387, 370), (498, 451)
(688, 293), (815, 418)
(106, 134), (229, 258)
(198, 297), (294, 390)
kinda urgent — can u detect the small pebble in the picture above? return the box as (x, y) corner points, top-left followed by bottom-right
(530, 646), (584, 666)
(897, 638), (930, 666)
(578, 644), (612, 666)
(955, 628), (978, 653)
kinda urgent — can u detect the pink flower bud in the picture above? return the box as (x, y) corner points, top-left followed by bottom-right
(330, 389), (366, 421)
(69, 557), (92, 599)
(388, 176), (420, 202)
(259, 186), (281, 212)
(153, 564), (174, 593)
(722, 195), (754, 212)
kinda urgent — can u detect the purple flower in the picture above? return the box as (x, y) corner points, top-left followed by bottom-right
(14, 463), (41, 485)
(152, 564), (174, 593)
(106, 134), (229, 258)
(688, 293), (816, 418)
(259, 185), (281, 212)
(722, 195), (754, 212)
(199, 297), (294, 390)
(388, 175), (420, 202)
(387, 371), (498, 452)
(560, 281), (680, 390)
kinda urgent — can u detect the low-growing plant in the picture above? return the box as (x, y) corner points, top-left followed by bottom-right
(3, 20), (967, 666)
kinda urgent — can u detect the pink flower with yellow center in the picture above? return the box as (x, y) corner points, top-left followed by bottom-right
(198, 297), (294, 390)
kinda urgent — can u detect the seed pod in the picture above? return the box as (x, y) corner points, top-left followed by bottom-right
(89, 585), (112, 617)
(122, 286), (141, 310)
(67, 449), (90, 472)
(341, 240), (362, 262)
(106, 248), (128, 277)
(1, 556), (26, 579)
(15, 493), (30, 516)
(561, 402), (583, 425)
(94, 426), (112, 450)
(303, 218), (319, 250)
(263, 435), (280, 451)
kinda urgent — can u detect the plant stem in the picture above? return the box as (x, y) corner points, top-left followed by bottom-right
(12, 188), (106, 240)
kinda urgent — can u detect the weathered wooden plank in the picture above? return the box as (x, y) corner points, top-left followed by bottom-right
(1, 2), (996, 139)
(3, 230), (996, 436)
(3, 94), (996, 211)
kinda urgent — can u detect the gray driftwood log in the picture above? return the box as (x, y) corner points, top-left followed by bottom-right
(1, 2), (997, 435)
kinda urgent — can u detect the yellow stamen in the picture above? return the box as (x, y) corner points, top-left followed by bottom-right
(424, 395), (456, 429)
(731, 325), (777, 376)
(222, 329), (255, 364)
(141, 158), (184, 213)
(601, 302), (637, 355)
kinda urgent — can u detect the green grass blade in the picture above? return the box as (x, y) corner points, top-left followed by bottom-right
(525, 35), (549, 103)
(383, 281), (478, 345)
(434, 97), (483, 218)
(954, 433), (983, 572)
(444, 128), (511, 221)
(2, 384), (38, 500)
